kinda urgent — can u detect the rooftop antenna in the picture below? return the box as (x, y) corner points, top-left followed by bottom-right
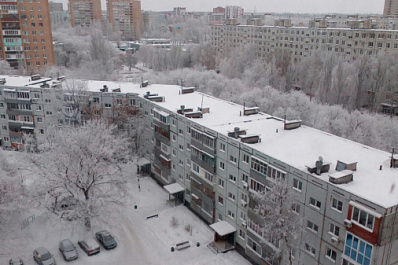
(200, 94), (204, 110)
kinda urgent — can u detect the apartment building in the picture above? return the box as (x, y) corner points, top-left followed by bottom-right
(384, 0), (398, 17)
(1, 75), (398, 265)
(107, 0), (141, 40)
(68, 0), (101, 27)
(0, 0), (54, 71)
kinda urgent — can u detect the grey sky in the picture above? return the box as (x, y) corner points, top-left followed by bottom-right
(141, 0), (384, 14)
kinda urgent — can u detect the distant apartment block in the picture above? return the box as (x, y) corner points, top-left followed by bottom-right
(1, 74), (398, 265)
(49, 1), (63, 12)
(68, 0), (101, 27)
(0, 0), (55, 71)
(173, 7), (186, 17)
(225, 6), (244, 20)
(107, 0), (141, 40)
(384, 0), (398, 17)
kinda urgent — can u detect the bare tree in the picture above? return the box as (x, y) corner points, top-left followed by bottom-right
(124, 51), (138, 72)
(23, 120), (130, 229)
(254, 179), (302, 265)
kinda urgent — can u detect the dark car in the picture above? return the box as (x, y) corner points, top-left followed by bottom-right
(59, 239), (78, 261)
(33, 247), (56, 265)
(78, 238), (100, 256)
(95, 230), (117, 249)
(9, 258), (24, 265)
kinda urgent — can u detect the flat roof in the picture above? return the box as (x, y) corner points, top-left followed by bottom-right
(164, 183), (185, 195)
(210, 221), (236, 236)
(2, 75), (398, 208)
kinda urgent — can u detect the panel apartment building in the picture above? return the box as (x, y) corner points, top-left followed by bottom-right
(211, 24), (398, 62)
(68, 0), (101, 27)
(1, 75), (398, 265)
(0, 0), (54, 70)
(107, 0), (141, 40)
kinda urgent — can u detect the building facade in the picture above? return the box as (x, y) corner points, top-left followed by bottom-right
(0, 0), (55, 71)
(384, 0), (398, 17)
(1, 75), (398, 265)
(68, 0), (101, 27)
(107, 0), (141, 40)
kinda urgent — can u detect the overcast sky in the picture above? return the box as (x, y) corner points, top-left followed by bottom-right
(140, 0), (384, 14)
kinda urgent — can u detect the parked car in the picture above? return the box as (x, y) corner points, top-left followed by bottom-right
(95, 230), (117, 249)
(9, 258), (24, 265)
(59, 239), (78, 261)
(33, 247), (56, 265)
(78, 238), (100, 256)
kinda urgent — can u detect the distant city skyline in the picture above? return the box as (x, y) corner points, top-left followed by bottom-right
(140, 0), (384, 14)
(57, 0), (384, 14)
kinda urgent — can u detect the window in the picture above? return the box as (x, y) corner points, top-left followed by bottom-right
(220, 143), (225, 151)
(104, 103), (111, 108)
(331, 198), (343, 212)
(352, 206), (375, 231)
(186, 126), (191, 134)
(172, 149), (177, 156)
(4, 136), (9, 142)
(292, 203), (300, 215)
(310, 197), (321, 209)
(203, 134), (214, 148)
(250, 179), (265, 193)
(251, 157), (267, 175)
(344, 232), (373, 265)
(293, 178), (302, 191)
(186, 143), (190, 151)
(2, 125), (7, 130)
(192, 162), (200, 173)
(219, 161), (225, 170)
(178, 159), (184, 166)
(329, 223), (340, 237)
(0, 114), (5, 119)
(243, 154), (249, 163)
(204, 171), (214, 182)
(186, 174), (191, 181)
(240, 211), (246, 221)
(37, 117), (42, 122)
(326, 247), (337, 262)
(305, 243), (316, 256)
(218, 196), (224, 205)
(229, 174), (236, 182)
(227, 210), (235, 219)
(307, 221), (319, 233)
(172, 134), (176, 141)
(186, 158), (190, 166)
(218, 178), (224, 188)
(39, 129), (44, 134)
(239, 229), (245, 239)
(230, 155), (237, 164)
(228, 192), (236, 201)
(242, 173), (248, 183)
(178, 129), (183, 135)
(172, 163), (176, 171)
(179, 144), (183, 151)
(46, 111), (52, 115)
(0, 103), (3, 108)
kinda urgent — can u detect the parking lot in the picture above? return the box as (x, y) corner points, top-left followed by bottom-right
(2, 160), (250, 265)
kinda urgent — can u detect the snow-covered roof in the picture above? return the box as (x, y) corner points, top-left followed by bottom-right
(210, 221), (237, 236)
(164, 183), (185, 195)
(2, 75), (398, 208)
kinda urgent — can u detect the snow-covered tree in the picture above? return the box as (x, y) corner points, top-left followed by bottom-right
(24, 120), (131, 229)
(254, 179), (302, 265)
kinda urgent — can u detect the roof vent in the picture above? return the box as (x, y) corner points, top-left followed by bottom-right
(181, 87), (195, 94)
(239, 134), (261, 144)
(336, 160), (357, 171)
(112, 88), (121, 92)
(284, 119), (302, 130)
(0, 78), (6, 85)
(306, 156), (330, 175)
(177, 105), (194, 114)
(100, 85), (108, 92)
(329, 170), (354, 184)
(228, 127), (247, 139)
(141, 80), (149, 88)
(184, 111), (202, 118)
(198, 107), (210, 114)
(244, 107), (259, 116)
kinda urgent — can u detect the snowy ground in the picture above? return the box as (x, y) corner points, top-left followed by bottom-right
(1, 151), (250, 265)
